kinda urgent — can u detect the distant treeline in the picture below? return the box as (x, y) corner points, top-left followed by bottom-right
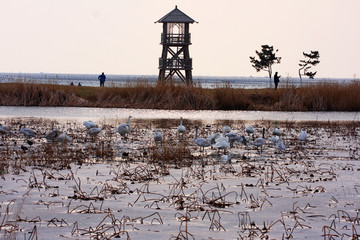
(0, 81), (359, 111)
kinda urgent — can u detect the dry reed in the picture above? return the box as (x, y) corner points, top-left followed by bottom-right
(1, 80), (360, 111)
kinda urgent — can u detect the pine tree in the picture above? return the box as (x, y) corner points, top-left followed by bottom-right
(250, 45), (281, 88)
(298, 51), (320, 85)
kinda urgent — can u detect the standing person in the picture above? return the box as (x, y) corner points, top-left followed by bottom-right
(98, 72), (106, 87)
(274, 72), (281, 90)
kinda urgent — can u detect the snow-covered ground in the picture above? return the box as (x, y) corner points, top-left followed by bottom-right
(0, 117), (359, 239)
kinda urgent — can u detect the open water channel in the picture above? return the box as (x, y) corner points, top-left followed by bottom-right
(0, 106), (359, 123)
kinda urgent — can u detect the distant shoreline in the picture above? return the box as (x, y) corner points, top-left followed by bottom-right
(0, 72), (354, 89)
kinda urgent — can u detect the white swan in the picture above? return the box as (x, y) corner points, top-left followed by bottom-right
(208, 132), (221, 144)
(54, 133), (72, 143)
(227, 132), (246, 147)
(269, 135), (285, 152)
(177, 117), (186, 134)
(116, 116), (132, 137)
(245, 125), (255, 135)
(299, 130), (307, 142)
(214, 137), (230, 153)
(194, 126), (211, 152)
(83, 121), (97, 129)
(154, 129), (163, 145)
(45, 129), (62, 142)
(88, 127), (101, 137)
(19, 125), (36, 137)
(0, 125), (10, 135)
(214, 128), (230, 153)
(254, 128), (266, 153)
(221, 154), (231, 164)
(222, 125), (231, 134)
(268, 136), (279, 144)
(276, 138), (286, 151)
(272, 123), (282, 136)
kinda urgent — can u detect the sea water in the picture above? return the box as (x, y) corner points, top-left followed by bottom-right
(0, 72), (354, 89)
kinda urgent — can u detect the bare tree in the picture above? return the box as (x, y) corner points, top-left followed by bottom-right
(298, 51), (320, 85)
(250, 45), (281, 88)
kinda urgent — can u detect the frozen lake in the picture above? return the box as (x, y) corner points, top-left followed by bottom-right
(0, 108), (359, 239)
(0, 106), (359, 123)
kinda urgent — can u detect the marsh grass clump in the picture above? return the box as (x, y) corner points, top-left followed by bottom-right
(117, 164), (163, 183)
(298, 81), (360, 111)
(148, 132), (193, 169)
(275, 81), (360, 111)
(211, 82), (252, 110)
(83, 139), (115, 161)
(72, 80), (216, 109)
(0, 83), (87, 106)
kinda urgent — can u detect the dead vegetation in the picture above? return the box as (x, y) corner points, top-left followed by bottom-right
(1, 80), (360, 111)
(0, 117), (359, 239)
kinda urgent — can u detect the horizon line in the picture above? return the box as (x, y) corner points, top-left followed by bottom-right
(0, 72), (354, 80)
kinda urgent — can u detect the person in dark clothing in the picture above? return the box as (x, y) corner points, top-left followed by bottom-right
(98, 72), (106, 87)
(274, 72), (281, 90)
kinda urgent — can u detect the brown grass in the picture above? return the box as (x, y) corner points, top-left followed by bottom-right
(0, 80), (359, 111)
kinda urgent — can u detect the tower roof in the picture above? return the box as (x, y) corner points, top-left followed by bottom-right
(156, 6), (196, 23)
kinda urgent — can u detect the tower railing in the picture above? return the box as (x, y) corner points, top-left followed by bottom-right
(159, 58), (192, 70)
(161, 33), (191, 45)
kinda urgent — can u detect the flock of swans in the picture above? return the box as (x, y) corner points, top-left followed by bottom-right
(0, 116), (308, 160)
(150, 118), (307, 159)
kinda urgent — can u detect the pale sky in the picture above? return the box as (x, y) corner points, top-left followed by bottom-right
(1, 0), (359, 79)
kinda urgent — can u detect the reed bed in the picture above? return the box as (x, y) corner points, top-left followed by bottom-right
(1, 80), (360, 111)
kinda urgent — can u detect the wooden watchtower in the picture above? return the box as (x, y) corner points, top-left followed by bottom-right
(156, 6), (196, 85)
